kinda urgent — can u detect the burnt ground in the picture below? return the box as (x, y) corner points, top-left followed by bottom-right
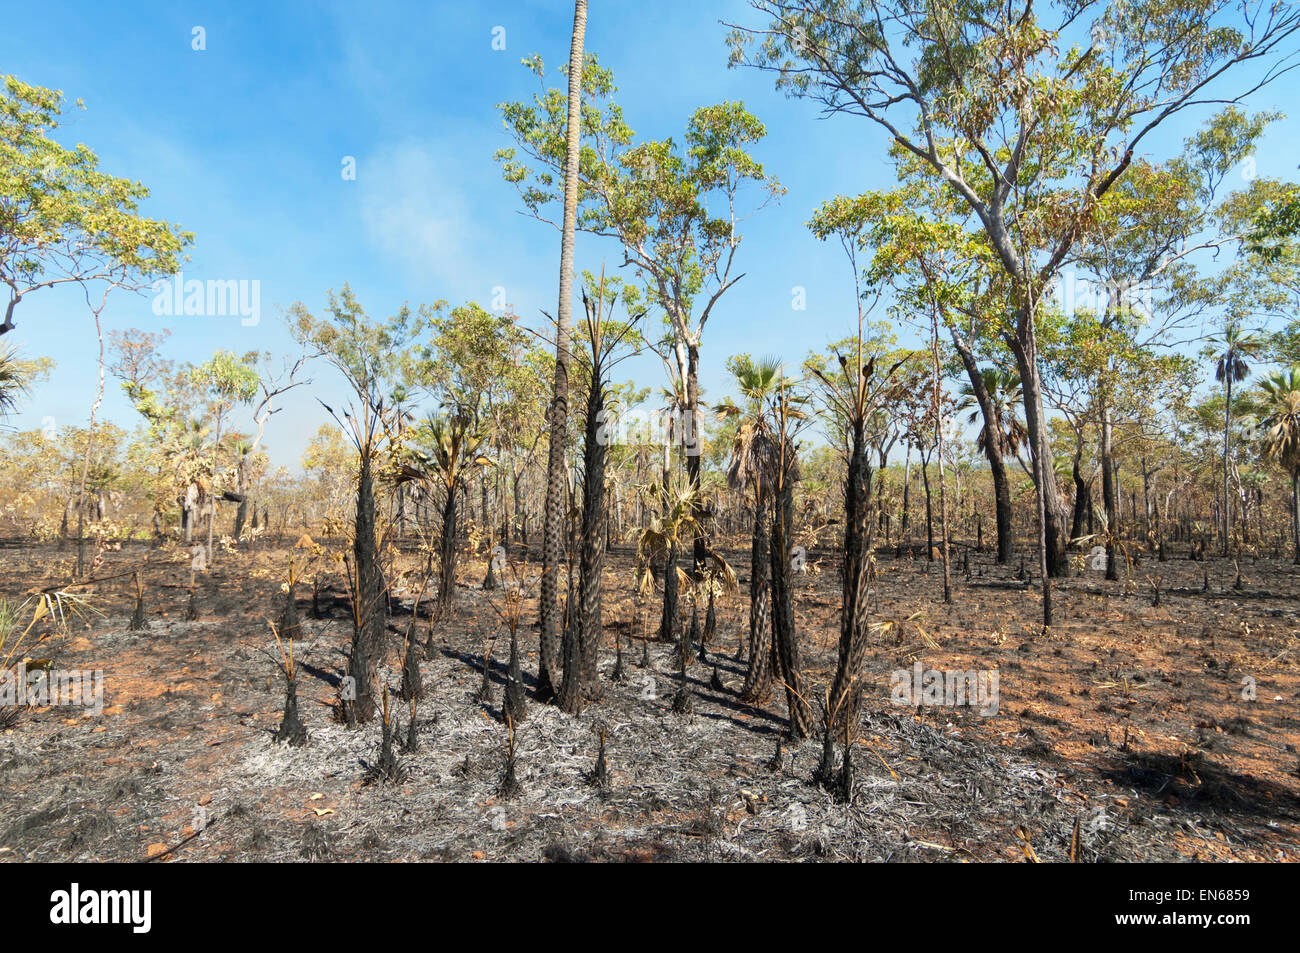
(1, 535), (1297, 863)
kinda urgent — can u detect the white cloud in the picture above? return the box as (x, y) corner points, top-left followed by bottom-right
(356, 140), (480, 288)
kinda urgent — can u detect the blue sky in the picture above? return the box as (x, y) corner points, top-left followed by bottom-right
(2, 0), (1295, 469)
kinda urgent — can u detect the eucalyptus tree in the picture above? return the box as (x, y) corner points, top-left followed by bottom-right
(1064, 107), (1285, 566)
(412, 301), (535, 578)
(497, 58), (783, 587)
(0, 75), (190, 337)
(109, 333), (210, 543)
(191, 351), (259, 562)
(811, 182), (1031, 568)
(289, 285), (426, 724)
(730, 0), (1300, 610)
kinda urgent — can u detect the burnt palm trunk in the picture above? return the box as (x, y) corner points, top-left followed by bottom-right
(660, 540), (678, 643)
(347, 452), (384, 724)
(828, 418), (873, 740)
(740, 492), (773, 703)
(685, 342), (707, 576)
(437, 484), (458, 618)
(559, 368), (607, 714)
(1070, 457), (1090, 543)
(769, 463), (810, 740)
(1292, 475), (1299, 565)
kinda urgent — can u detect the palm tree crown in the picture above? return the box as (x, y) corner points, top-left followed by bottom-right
(1259, 367), (1300, 477)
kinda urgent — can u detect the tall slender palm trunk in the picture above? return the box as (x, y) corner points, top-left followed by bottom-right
(537, 0), (588, 702)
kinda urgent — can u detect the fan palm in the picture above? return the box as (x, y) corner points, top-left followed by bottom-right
(0, 346), (29, 419)
(635, 470), (725, 663)
(716, 355), (783, 701)
(956, 366), (1029, 474)
(1258, 367), (1300, 563)
(394, 405), (493, 620)
(1212, 322), (1265, 550)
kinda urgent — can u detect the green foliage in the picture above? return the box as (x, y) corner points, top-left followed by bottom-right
(0, 75), (191, 333)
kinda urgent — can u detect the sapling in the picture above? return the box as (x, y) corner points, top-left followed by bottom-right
(270, 623), (307, 747)
(185, 576), (199, 622)
(586, 725), (609, 790)
(497, 717), (521, 800)
(689, 599), (702, 665)
(127, 569), (146, 632)
(399, 575), (430, 702)
(474, 635), (496, 705)
(403, 696), (420, 754)
(278, 554), (302, 643)
(483, 568), (529, 721)
(670, 630), (693, 715)
(363, 687), (407, 784)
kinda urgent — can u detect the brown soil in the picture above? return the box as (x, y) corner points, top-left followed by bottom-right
(1, 537), (1296, 862)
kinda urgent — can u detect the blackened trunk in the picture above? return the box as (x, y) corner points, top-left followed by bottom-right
(740, 493), (772, 703)
(437, 486), (458, 618)
(769, 468), (810, 739)
(828, 419), (872, 740)
(348, 453), (384, 724)
(559, 370), (607, 714)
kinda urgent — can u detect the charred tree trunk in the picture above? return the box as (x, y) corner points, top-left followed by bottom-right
(769, 461), (810, 740)
(559, 364), (607, 714)
(828, 418), (873, 740)
(437, 484), (458, 619)
(740, 492), (773, 703)
(346, 452), (384, 725)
